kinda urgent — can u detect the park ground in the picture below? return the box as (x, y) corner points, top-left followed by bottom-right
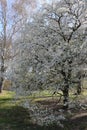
(0, 90), (87, 130)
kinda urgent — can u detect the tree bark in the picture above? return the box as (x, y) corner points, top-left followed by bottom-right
(63, 84), (69, 109)
(0, 79), (3, 93)
(0, 4), (6, 93)
(77, 81), (81, 95)
(0, 59), (4, 93)
(76, 71), (82, 95)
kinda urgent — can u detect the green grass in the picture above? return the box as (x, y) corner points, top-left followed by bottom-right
(0, 90), (32, 130)
(26, 88), (87, 102)
(0, 90), (15, 101)
(0, 89), (87, 130)
(26, 90), (63, 102)
(0, 90), (64, 130)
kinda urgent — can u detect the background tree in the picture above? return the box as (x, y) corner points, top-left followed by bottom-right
(0, 0), (37, 93)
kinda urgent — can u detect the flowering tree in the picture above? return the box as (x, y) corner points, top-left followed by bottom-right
(7, 0), (87, 109)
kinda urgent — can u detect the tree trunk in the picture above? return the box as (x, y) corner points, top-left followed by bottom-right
(61, 58), (72, 110)
(77, 81), (81, 95)
(0, 71), (4, 93)
(0, 2), (7, 93)
(76, 71), (82, 95)
(63, 84), (69, 109)
(0, 55), (4, 93)
(0, 80), (3, 93)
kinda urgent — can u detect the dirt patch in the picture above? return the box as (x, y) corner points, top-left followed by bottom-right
(70, 115), (87, 130)
(37, 99), (63, 110)
(71, 112), (87, 119)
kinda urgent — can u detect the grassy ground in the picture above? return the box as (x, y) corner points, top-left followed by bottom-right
(0, 91), (31, 130)
(0, 90), (87, 130)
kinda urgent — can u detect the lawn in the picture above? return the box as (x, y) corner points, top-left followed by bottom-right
(0, 90), (87, 130)
(0, 91), (31, 130)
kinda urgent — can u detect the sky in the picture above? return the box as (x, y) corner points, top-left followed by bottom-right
(6, 0), (51, 15)
(0, 0), (56, 32)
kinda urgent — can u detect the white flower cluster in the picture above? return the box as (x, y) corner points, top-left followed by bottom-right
(22, 102), (65, 127)
(35, 114), (65, 127)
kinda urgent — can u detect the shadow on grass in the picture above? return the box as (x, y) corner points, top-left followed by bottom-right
(0, 95), (62, 130)
(0, 104), (63, 130)
(2, 105), (87, 130)
(0, 105), (38, 130)
(69, 115), (87, 130)
(0, 96), (87, 130)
